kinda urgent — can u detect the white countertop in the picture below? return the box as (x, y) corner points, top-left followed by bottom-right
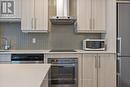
(75, 50), (116, 54)
(0, 50), (49, 54)
(0, 49), (116, 54)
(0, 64), (51, 87)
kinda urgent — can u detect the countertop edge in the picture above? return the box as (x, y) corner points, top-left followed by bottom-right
(0, 50), (116, 54)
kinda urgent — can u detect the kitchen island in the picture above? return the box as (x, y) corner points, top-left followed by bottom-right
(0, 64), (51, 87)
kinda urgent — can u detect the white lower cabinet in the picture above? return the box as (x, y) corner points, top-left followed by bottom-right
(82, 54), (97, 87)
(82, 53), (116, 87)
(0, 54), (11, 62)
(97, 54), (116, 87)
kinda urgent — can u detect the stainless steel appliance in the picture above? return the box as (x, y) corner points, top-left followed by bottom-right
(83, 39), (105, 51)
(117, 2), (130, 87)
(48, 57), (78, 87)
(49, 0), (76, 24)
(11, 54), (44, 64)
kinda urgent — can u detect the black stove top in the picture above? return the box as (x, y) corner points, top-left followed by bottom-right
(49, 49), (77, 52)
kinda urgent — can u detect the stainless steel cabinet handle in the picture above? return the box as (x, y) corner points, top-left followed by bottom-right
(98, 56), (101, 68)
(95, 56), (101, 68)
(90, 18), (92, 29)
(95, 56), (98, 68)
(31, 18), (33, 29)
(93, 18), (95, 29)
(35, 18), (37, 29)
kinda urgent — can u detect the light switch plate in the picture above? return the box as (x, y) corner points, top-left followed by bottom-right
(32, 38), (36, 44)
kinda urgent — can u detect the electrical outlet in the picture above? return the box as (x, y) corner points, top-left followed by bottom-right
(32, 38), (36, 44)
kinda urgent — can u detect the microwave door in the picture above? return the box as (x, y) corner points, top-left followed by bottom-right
(86, 41), (102, 49)
(84, 40), (105, 51)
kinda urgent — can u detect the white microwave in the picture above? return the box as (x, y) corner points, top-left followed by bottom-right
(83, 39), (106, 51)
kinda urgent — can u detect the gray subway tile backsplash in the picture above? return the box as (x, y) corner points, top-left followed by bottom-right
(0, 22), (100, 50)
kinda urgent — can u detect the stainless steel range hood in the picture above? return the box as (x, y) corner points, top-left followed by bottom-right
(50, 0), (76, 24)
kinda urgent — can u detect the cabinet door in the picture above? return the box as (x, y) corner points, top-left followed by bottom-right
(35, 0), (48, 32)
(82, 54), (97, 87)
(78, 56), (82, 87)
(0, 54), (11, 61)
(77, 0), (91, 32)
(92, 0), (106, 32)
(15, 0), (21, 18)
(21, 0), (34, 31)
(98, 54), (116, 87)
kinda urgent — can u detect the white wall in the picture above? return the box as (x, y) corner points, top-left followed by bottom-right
(106, 0), (116, 53)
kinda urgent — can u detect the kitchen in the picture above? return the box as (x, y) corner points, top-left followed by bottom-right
(0, 0), (118, 87)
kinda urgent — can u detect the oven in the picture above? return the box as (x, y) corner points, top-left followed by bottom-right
(48, 58), (78, 87)
(11, 54), (44, 64)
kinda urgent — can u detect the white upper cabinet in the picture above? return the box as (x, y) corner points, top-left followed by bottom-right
(21, 0), (34, 31)
(0, 0), (21, 21)
(92, 0), (106, 32)
(34, 0), (48, 31)
(77, 0), (91, 32)
(21, 0), (48, 33)
(76, 0), (106, 33)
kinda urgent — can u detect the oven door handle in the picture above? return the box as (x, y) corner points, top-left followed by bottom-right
(51, 64), (76, 67)
(11, 61), (44, 64)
